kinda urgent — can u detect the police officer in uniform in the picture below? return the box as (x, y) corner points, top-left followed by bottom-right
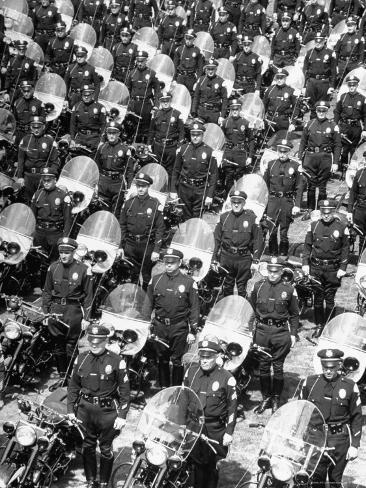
(302, 200), (350, 337)
(210, 7), (237, 59)
(191, 58), (228, 124)
(300, 348), (362, 487)
(147, 91), (184, 177)
(299, 0), (330, 44)
(4, 40), (37, 103)
(347, 153), (366, 254)
(213, 190), (263, 297)
(238, 0), (266, 38)
(70, 85), (106, 153)
(272, 0), (301, 21)
(77, 0), (107, 38)
(334, 16), (364, 82)
(189, 0), (214, 33)
(232, 36), (262, 96)
(13, 80), (45, 144)
(44, 21), (75, 78)
(99, 0), (129, 51)
(43, 238), (93, 380)
(173, 30), (204, 93)
(111, 28), (137, 83)
(329, 0), (359, 27)
(67, 324), (130, 488)
(170, 122), (218, 220)
(17, 116), (60, 203)
(158, 0), (185, 58)
(298, 101), (342, 219)
(263, 140), (303, 257)
(334, 74), (366, 173)
(184, 337), (237, 488)
(270, 12), (301, 68)
(143, 247), (199, 387)
(119, 173), (165, 288)
(251, 257), (299, 413)
(33, 0), (61, 51)
(128, 0), (159, 30)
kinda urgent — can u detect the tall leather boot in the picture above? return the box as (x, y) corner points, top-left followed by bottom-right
(100, 453), (114, 486)
(172, 365), (184, 386)
(158, 360), (171, 388)
(312, 306), (324, 338)
(254, 376), (272, 414)
(268, 234), (279, 256)
(272, 378), (284, 413)
(279, 241), (289, 257)
(83, 447), (97, 485)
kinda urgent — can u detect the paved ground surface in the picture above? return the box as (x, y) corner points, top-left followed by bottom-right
(1, 178), (366, 488)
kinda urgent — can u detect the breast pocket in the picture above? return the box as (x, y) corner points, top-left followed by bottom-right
(100, 372), (115, 388)
(80, 373), (99, 391)
(53, 279), (62, 294)
(206, 391), (225, 411)
(274, 299), (287, 313)
(257, 299), (273, 314)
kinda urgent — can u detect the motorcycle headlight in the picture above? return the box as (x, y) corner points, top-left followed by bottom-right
(294, 470), (310, 484)
(167, 454), (182, 471)
(3, 421), (16, 435)
(37, 436), (50, 452)
(132, 440), (145, 455)
(271, 458), (293, 482)
(258, 454), (271, 471)
(4, 320), (21, 340)
(145, 444), (168, 466)
(15, 425), (37, 447)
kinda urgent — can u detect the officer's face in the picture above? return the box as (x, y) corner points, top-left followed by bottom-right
(41, 0), (50, 6)
(30, 123), (45, 137)
(22, 87), (34, 100)
(231, 107), (240, 118)
(121, 33), (131, 44)
(267, 268), (282, 283)
(167, 6), (175, 15)
(136, 182), (149, 197)
(111, 5), (121, 13)
(314, 39), (325, 50)
(190, 132), (203, 144)
(348, 82), (358, 93)
(231, 198), (245, 214)
(164, 258), (180, 274)
(205, 67), (216, 78)
(136, 58), (147, 69)
(82, 91), (94, 103)
(278, 148), (290, 161)
(17, 46), (27, 57)
(320, 210), (334, 222)
(59, 250), (74, 264)
(56, 27), (66, 38)
(185, 36), (194, 46)
(347, 23), (356, 33)
(243, 43), (252, 53)
(88, 337), (108, 355)
(76, 53), (87, 64)
(321, 362), (340, 380)
(316, 108), (327, 120)
(42, 176), (56, 191)
(218, 13), (228, 22)
(106, 130), (119, 143)
(199, 351), (218, 371)
(281, 19), (291, 29)
(275, 75), (286, 86)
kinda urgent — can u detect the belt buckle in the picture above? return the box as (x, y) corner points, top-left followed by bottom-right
(31, 168), (36, 174)
(164, 318), (171, 326)
(314, 147), (319, 153)
(267, 319), (273, 326)
(60, 298), (67, 305)
(92, 397), (99, 405)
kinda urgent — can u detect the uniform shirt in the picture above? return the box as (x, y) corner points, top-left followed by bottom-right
(184, 363), (237, 435)
(334, 32), (364, 62)
(173, 44), (204, 75)
(300, 3), (329, 32)
(273, 0), (301, 13)
(77, 0), (106, 22)
(301, 374), (362, 447)
(147, 107), (184, 145)
(128, 0), (158, 21)
(64, 61), (101, 94)
(189, 0), (214, 29)
(4, 55), (37, 90)
(210, 20), (238, 52)
(302, 217), (350, 270)
(233, 50), (262, 88)
(158, 13), (185, 43)
(42, 259), (93, 317)
(263, 157), (302, 207)
(45, 35), (75, 65)
(126, 67), (160, 106)
(119, 194), (165, 252)
(192, 75), (228, 116)
(270, 26), (301, 58)
(99, 12), (129, 41)
(303, 46), (336, 87)
(112, 41), (138, 74)
(17, 134), (59, 177)
(250, 277), (300, 334)
(33, 4), (61, 31)
(143, 270), (200, 330)
(171, 141), (218, 198)
(31, 186), (72, 234)
(348, 167), (366, 210)
(95, 140), (134, 184)
(334, 91), (366, 125)
(222, 116), (254, 154)
(67, 349), (130, 419)
(70, 100), (106, 138)
(238, 2), (266, 34)
(263, 84), (299, 121)
(298, 118), (342, 164)
(13, 95), (45, 128)
(329, 0), (357, 15)
(213, 208), (263, 260)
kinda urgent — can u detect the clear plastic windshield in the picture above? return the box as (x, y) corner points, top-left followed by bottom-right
(203, 123), (226, 152)
(60, 157), (99, 187)
(54, 0), (74, 31)
(4, 12), (33, 41)
(70, 23), (97, 57)
(327, 20), (347, 50)
(170, 83), (191, 122)
(2, 0), (28, 19)
(295, 41), (315, 70)
(132, 27), (159, 59)
(147, 54), (175, 90)
(99, 81), (129, 122)
(223, 174), (269, 219)
(0, 203), (35, 235)
(78, 210), (121, 246)
(34, 73), (67, 121)
(26, 40), (44, 69)
(217, 58), (235, 96)
(0, 203), (35, 264)
(194, 32), (214, 60)
(282, 66), (305, 94)
(239, 93), (265, 129)
(252, 35), (270, 74)
(0, 108), (16, 142)
(89, 47), (114, 89)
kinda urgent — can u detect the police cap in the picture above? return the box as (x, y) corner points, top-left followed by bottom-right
(82, 84), (95, 93)
(346, 15), (358, 25)
(277, 139), (294, 151)
(136, 50), (148, 60)
(275, 68), (289, 78)
(230, 98), (242, 109)
(185, 29), (196, 39)
(41, 167), (57, 178)
(57, 237), (78, 252)
(75, 46), (88, 56)
(87, 324), (110, 340)
(120, 27), (132, 36)
(314, 32), (326, 41)
(319, 199), (336, 213)
(198, 337), (221, 353)
(56, 20), (66, 30)
(30, 116), (46, 126)
(163, 248), (184, 260)
(14, 40), (28, 48)
(134, 172), (153, 185)
(204, 58), (218, 70)
(159, 91), (172, 101)
(20, 80), (34, 90)
(345, 74), (360, 84)
(315, 100), (330, 111)
(317, 348), (344, 367)
(241, 35), (253, 44)
(190, 122), (205, 134)
(281, 12), (292, 20)
(217, 6), (228, 14)
(229, 189), (247, 200)
(266, 256), (285, 272)
(106, 121), (121, 132)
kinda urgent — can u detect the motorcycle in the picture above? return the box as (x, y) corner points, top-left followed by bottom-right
(111, 385), (204, 488)
(0, 387), (84, 488)
(242, 400), (326, 488)
(355, 248), (366, 315)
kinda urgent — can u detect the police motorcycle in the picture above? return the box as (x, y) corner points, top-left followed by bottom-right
(147, 54), (175, 92)
(194, 32), (214, 61)
(111, 386), (204, 488)
(70, 23), (97, 58)
(89, 47), (114, 90)
(34, 73), (67, 123)
(99, 81), (130, 127)
(238, 93), (265, 161)
(242, 400), (326, 488)
(0, 388), (84, 488)
(0, 109), (17, 175)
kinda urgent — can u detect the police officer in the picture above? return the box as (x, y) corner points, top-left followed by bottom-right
(221, 99), (255, 193)
(189, 0), (214, 32)
(125, 50), (161, 142)
(33, 0), (61, 51)
(329, 0), (359, 27)
(130, 143), (156, 171)
(128, 0), (159, 30)
(99, 0), (129, 51)
(213, 190), (263, 297)
(302, 200), (350, 337)
(95, 121), (134, 217)
(43, 237), (93, 380)
(251, 257), (299, 413)
(273, 0), (301, 21)
(77, 0), (107, 37)
(13, 80), (45, 144)
(238, 0), (266, 38)
(303, 33), (336, 116)
(173, 30), (204, 93)
(191, 59), (228, 124)
(184, 337), (237, 488)
(170, 122), (218, 220)
(158, 0), (185, 58)
(298, 101), (342, 219)
(4, 40), (37, 103)
(300, 348), (362, 487)
(16, 116), (60, 203)
(335, 16), (364, 82)
(64, 46), (101, 108)
(70, 84), (106, 153)
(67, 324), (130, 488)
(270, 12), (301, 68)
(263, 140), (303, 257)
(44, 21), (75, 78)
(147, 91), (184, 177)
(347, 153), (366, 254)
(111, 28), (137, 83)
(334, 74), (366, 173)
(299, 0), (330, 44)
(143, 247), (199, 387)
(210, 7), (237, 59)
(232, 36), (262, 96)
(119, 172), (165, 288)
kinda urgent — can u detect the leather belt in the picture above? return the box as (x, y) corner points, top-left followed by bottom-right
(312, 75), (329, 81)
(155, 315), (187, 326)
(132, 96), (146, 100)
(181, 176), (205, 186)
(215, 43), (230, 48)
(327, 423), (348, 435)
(270, 191), (294, 197)
(100, 168), (122, 179)
(127, 233), (151, 242)
(37, 220), (63, 230)
(341, 118), (361, 126)
(155, 138), (178, 147)
(245, 24), (259, 30)
(223, 245), (250, 256)
(202, 102), (220, 110)
(178, 69), (195, 75)
(79, 129), (99, 135)
(25, 167), (42, 174)
(81, 394), (115, 408)
(258, 318), (288, 327)
(311, 257), (340, 266)
(237, 76), (254, 82)
(307, 147), (332, 153)
(52, 297), (81, 305)
(226, 142), (247, 150)
(340, 56), (358, 61)
(70, 88), (81, 93)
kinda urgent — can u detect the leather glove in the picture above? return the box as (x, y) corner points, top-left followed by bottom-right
(223, 433), (233, 446)
(336, 269), (347, 279)
(113, 417), (126, 430)
(218, 116), (224, 125)
(362, 131), (366, 139)
(292, 206), (300, 216)
(16, 177), (25, 187)
(116, 248), (125, 258)
(250, 262), (259, 275)
(246, 157), (252, 166)
(81, 319), (90, 331)
(291, 335), (296, 347)
(302, 265), (310, 275)
(67, 413), (77, 421)
(331, 164), (338, 173)
(187, 333), (195, 345)
(347, 212), (353, 223)
(346, 446), (358, 461)
(293, 12), (299, 20)
(205, 196), (213, 207)
(170, 192), (178, 200)
(211, 260), (219, 272)
(151, 251), (160, 262)
(327, 87), (334, 95)
(254, 90), (260, 97)
(288, 123), (295, 132)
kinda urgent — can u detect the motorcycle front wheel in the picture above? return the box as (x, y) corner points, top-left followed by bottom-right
(111, 462), (132, 488)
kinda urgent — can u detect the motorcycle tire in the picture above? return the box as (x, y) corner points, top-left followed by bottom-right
(111, 462), (133, 488)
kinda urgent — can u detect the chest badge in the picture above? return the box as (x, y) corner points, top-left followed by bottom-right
(214, 83), (219, 90)
(281, 292), (287, 299)
(31, 106), (36, 113)
(93, 108), (98, 114)
(202, 152), (207, 160)
(212, 381), (220, 391)
(42, 142), (47, 149)
(178, 284), (185, 293)
(288, 167), (295, 175)
(145, 74), (150, 80)
(65, 42), (69, 49)
(55, 198), (61, 205)
(192, 52), (196, 57)
(118, 150), (123, 157)
(105, 365), (112, 375)
(72, 272), (79, 280)
(243, 221), (248, 228)
(333, 230), (340, 238)
(241, 125), (245, 132)
(84, 70), (89, 76)
(338, 388), (346, 399)
(171, 117), (175, 123)
(147, 208), (152, 215)
(25, 63), (29, 69)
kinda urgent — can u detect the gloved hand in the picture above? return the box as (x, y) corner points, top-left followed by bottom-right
(362, 130), (366, 139)
(70, 140), (76, 149)
(291, 335), (296, 347)
(223, 433), (233, 446)
(331, 164), (338, 173)
(218, 116), (224, 125)
(293, 12), (299, 20)
(347, 212), (353, 223)
(246, 157), (252, 166)
(114, 417), (126, 430)
(327, 87), (334, 95)
(205, 196), (213, 207)
(211, 260), (219, 272)
(67, 413), (77, 421)
(170, 192), (178, 200)
(337, 269), (347, 279)
(186, 333), (195, 345)
(250, 262), (259, 275)
(81, 319), (90, 331)
(151, 251), (160, 262)
(292, 206), (300, 216)
(288, 123), (295, 132)
(116, 248), (125, 258)
(346, 446), (358, 461)
(269, 59), (274, 66)
(16, 177), (25, 187)
(254, 90), (260, 97)
(302, 265), (310, 275)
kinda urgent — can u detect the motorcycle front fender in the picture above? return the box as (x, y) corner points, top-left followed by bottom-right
(3, 338), (25, 384)
(0, 464), (25, 488)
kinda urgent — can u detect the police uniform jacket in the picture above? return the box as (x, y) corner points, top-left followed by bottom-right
(303, 46), (336, 87)
(233, 51), (262, 89)
(263, 157), (302, 207)
(64, 61), (101, 94)
(263, 84), (299, 121)
(125, 67), (160, 106)
(45, 36), (75, 65)
(31, 186), (72, 234)
(99, 12), (129, 41)
(144, 270), (200, 330)
(222, 116), (254, 154)
(334, 91), (366, 126)
(67, 349), (130, 418)
(238, 2), (266, 34)
(17, 134), (59, 177)
(77, 0), (106, 22)
(70, 100), (106, 138)
(301, 373), (362, 447)
(13, 96), (45, 129)
(334, 32), (364, 63)
(33, 4), (61, 32)
(213, 208), (263, 260)
(302, 216), (350, 270)
(298, 118), (342, 164)
(112, 42), (138, 74)
(348, 167), (366, 210)
(210, 20), (238, 52)
(4, 56), (37, 90)
(119, 194), (165, 252)
(189, 0), (214, 29)
(329, 0), (358, 16)
(158, 14), (185, 43)
(300, 4), (329, 32)
(270, 26), (301, 58)
(147, 107), (185, 145)
(184, 363), (237, 436)
(128, 0), (159, 22)
(192, 75), (228, 116)
(173, 44), (204, 76)
(273, 0), (301, 14)
(170, 141), (218, 197)
(95, 140), (134, 184)
(251, 277), (299, 334)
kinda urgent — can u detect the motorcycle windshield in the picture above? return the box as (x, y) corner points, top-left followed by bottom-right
(201, 296), (254, 371)
(239, 92), (264, 129)
(54, 0), (74, 31)
(217, 58), (235, 96)
(58, 157), (99, 214)
(2, 0), (28, 20)
(147, 54), (175, 90)
(203, 123), (225, 151)
(4, 13), (33, 41)
(127, 163), (168, 206)
(194, 32), (214, 61)
(89, 47), (114, 90)
(0, 172), (17, 192)
(102, 284), (150, 356)
(314, 312), (366, 382)
(222, 173), (268, 219)
(252, 35), (270, 74)
(26, 40), (44, 70)
(77, 211), (121, 273)
(99, 80), (130, 123)
(34, 73), (67, 121)
(260, 400), (326, 477)
(0, 108), (16, 143)
(136, 386), (204, 461)
(171, 218), (214, 281)
(338, 67), (366, 100)
(295, 41), (315, 70)
(327, 20), (347, 50)
(70, 23), (97, 57)
(132, 27), (159, 59)
(170, 83), (191, 122)
(0, 203), (35, 264)
(282, 66), (304, 94)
